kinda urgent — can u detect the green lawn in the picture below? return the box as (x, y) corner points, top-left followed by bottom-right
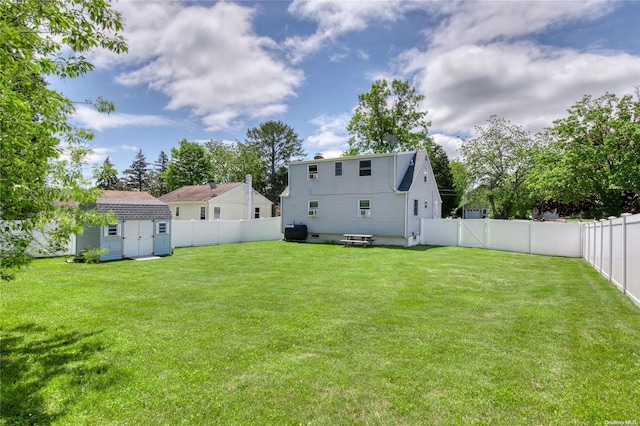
(2, 242), (639, 425)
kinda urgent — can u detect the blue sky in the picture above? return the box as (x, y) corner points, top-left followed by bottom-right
(50, 0), (640, 175)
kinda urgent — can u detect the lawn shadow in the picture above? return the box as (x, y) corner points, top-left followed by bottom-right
(1, 323), (111, 424)
(372, 244), (447, 252)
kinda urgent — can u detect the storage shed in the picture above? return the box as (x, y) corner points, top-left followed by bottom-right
(76, 191), (172, 261)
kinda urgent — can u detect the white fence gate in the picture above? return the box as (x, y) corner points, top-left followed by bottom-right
(421, 219), (583, 257)
(422, 216), (640, 307)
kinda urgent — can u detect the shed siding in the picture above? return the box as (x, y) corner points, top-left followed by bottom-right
(76, 225), (101, 256)
(100, 221), (124, 261)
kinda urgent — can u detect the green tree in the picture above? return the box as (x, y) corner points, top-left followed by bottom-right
(428, 144), (457, 217)
(93, 157), (121, 190)
(122, 149), (150, 191)
(245, 121), (304, 206)
(346, 79), (432, 154)
(449, 160), (471, 215)
(0, 0), (126, 279)
(460, 116), (539, 219)
(204, 140), (266, 189)
(164, 140), (213, 190)
(529, 92), (640, 218)
(147, 151), (169, 197)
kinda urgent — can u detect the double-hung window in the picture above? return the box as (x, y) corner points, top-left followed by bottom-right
(214, 206), (221, 219)
(308, 164), (318, 180)
(335, 162), (342, 177)
(175, 206), (180, 217)
(358, 199), (371, 217)
(308, 200), (319, 217)
(414, 199), (419, 216)
(200, 206), (206, 220)
(359, 160), (371, 176)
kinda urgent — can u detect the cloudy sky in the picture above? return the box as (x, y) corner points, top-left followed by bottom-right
(51, 0), (640, 174)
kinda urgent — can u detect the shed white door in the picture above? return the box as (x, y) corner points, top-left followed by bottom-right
(123, 220), (154, 258)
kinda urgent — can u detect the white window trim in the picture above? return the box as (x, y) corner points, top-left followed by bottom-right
(359, 160), (372, 176)
(104, 223), (121, 237)
(308, 200), (319, 217)
(335, 161), (343, 177)
(156, 221), (169, 234)
(308, 164), (318, 180)
(358, 199), (371, 217)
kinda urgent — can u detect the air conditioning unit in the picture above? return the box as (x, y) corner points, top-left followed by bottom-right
(308, 210), (318, 217)
(359, 209), (370, 217)
(308, 173), (318, 180)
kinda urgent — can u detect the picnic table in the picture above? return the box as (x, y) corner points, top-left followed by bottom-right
(341, 234), (374, 247)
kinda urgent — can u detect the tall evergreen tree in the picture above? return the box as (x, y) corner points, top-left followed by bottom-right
(123, 149), (150, 191)
(147, 151), (169, 197)
(427, 145), (457, 217)
(245, 121), (304, 206)
(93, 157), (121, 190)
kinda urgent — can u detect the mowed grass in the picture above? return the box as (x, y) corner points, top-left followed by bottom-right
(1, 242), (639, 425)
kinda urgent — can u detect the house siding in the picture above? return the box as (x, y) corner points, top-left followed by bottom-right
(283, 154), (409, 238)
(209, 185), (273, 220)
(282, 151), (443, 246)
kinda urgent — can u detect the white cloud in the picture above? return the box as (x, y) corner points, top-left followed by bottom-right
(306, 113), (351, 155)
(424, 1), (613, 49)
(431, 134), (463, 160)
(397, 1), (640, 137)
(95, 1), (303, 132)
(404, 42), (640, 135)
(285, 0), (408, 63)
(73, 106), (179, 131)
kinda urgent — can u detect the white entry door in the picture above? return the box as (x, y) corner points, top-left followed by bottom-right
(123, 220), (154, 258)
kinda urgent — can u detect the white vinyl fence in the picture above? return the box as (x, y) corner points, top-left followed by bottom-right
(171, 217), (282, 247)
(583, 214), (640, 307)
(421, 219), (583, 257)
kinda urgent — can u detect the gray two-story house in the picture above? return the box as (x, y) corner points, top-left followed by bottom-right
(280, 151), (442, 246)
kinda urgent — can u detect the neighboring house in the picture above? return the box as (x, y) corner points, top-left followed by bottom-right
(280, 151), (442, 246)
(462, 204), (488, 219)
(76, 190), (172, 261)
(158, 176), (273, 221)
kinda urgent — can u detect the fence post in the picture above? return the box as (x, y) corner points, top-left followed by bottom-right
(621, 213), (631, 295)
(529, 221), (534, 254)
(599, 219), (605, 274)
(608, 216), (616, 282)
(484, 218), (490, 249)
(457, 218), (462, 247)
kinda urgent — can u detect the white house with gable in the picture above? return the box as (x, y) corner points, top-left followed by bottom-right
(280, 151), (442, 246)
(159, 176), (272, 221)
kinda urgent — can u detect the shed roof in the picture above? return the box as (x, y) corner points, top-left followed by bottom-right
(97, 190), (172, 220)
(158, 183), (243, 202)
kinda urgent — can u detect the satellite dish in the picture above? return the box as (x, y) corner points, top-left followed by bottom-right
(385, 133), (398, 150)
